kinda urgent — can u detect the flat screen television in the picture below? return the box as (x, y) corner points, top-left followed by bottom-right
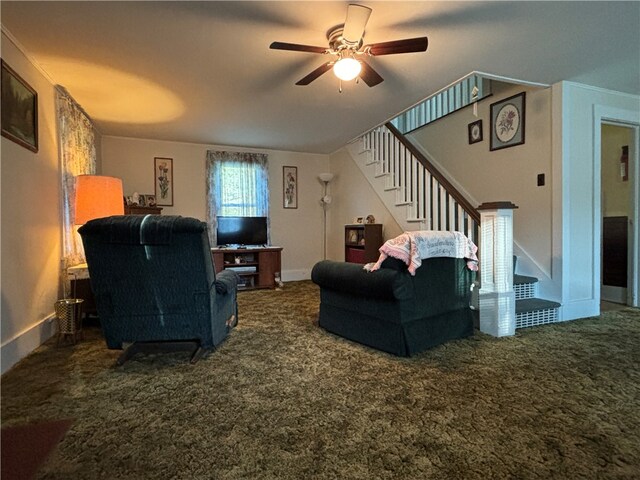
(216, 216), (268, 246)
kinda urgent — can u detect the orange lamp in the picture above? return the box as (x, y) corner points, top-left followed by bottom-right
(74, 175), (124, 225)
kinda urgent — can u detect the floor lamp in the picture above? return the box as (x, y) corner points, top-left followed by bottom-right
(70, 175), (124, 295)
(319, 173), (334, 260)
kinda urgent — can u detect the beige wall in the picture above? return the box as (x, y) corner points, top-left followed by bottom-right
(326, 149), (402, 261)
(409, 83), (553, 275)
(601, 124), (633, 217)
(1, 33), (61, 373)
(101, 136), (329, 280)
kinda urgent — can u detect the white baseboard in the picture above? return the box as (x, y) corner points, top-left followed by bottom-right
(282, 269), (311, 282)
(1, 313), (56, 375)
(560, 299), (599, 322)
(601, 285), (627, 304)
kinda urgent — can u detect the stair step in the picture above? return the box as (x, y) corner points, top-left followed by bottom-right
(395, 201), (413, 206)
(515, 298), (561, 329)
(516, 298), (561, 314)
(406, 217), (426, 223)
(384, 186), (400, 191)
(514, 274), (538, 285)
(374, 172), (390, 178)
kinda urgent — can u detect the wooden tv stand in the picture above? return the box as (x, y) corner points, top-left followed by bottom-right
(211, 246), (283, 290)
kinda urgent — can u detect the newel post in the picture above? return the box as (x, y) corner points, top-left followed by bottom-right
(477, 201), (518, 337)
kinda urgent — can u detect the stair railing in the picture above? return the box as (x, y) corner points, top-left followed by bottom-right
(360, 122), (480, 244)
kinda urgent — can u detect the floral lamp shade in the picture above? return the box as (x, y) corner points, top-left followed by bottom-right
(74, 175), (124, 225)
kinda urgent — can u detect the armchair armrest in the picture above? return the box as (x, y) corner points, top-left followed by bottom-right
(311, 260), (413, 301)
(214, 269), (240, 294)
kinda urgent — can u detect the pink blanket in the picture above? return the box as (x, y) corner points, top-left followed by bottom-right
(369, 230), (479, 275)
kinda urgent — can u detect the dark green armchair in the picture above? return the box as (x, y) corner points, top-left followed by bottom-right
(311, 257), (474, 356)
(79, 215), (238, 364)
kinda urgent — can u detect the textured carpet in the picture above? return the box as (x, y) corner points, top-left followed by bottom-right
(1, 281), (639, 479)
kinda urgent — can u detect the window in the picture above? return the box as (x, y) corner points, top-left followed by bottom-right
(206, 150), (269, 243)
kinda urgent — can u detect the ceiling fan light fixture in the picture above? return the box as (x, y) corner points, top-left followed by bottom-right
(333, 57), (361, 81)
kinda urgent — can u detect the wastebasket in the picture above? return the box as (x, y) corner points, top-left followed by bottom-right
(54, 298), (84, 345)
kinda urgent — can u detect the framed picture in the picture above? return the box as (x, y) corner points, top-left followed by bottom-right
(138, 194), (147, 207)
(154, 157), (173, 206)
(490, 92), (526, 151)
(354, 217), (364, 224)
(1, 60), (38, 152)
(283, 166), (297, 209)
(468, 119), (483, 144)
(146, 194), (157, 207)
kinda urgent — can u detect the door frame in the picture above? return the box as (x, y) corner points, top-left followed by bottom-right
(594, 105), (640, 307)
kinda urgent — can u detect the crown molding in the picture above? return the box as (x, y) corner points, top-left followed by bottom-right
(1, 25), (57, 85)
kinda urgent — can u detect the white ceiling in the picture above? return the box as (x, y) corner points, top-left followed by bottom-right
(2, 1), (639, 154)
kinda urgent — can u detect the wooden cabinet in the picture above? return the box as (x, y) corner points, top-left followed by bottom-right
(345, 224), (383, 264)
(125, 205), (163, 215)
(211, 247), (283, 290)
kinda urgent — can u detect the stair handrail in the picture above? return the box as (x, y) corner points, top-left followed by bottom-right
(384, 122), (480, 225)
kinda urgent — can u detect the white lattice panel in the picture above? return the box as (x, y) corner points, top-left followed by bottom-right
(514, 282), (536, 300)
(516, 308), (559, 329)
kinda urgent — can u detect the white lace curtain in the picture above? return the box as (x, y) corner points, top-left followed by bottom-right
(57, 87), (96, 270)
(206, 150), (269, 245)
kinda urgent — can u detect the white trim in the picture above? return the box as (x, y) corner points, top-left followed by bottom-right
(1, 314), (57, 375)
(1, 26), (57, 85)
(100, 134), (313, 156)
(282, 269), (311, 282)
(550, 83), (566, 317)
(601, 285), (627, 304)
(472, 71), (549, 89)
(563, 81), (639, 100)
(562, 299), (599, 322)
(593, 105), (640, 309)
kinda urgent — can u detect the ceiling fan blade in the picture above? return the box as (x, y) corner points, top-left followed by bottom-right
(270, 42), (328, 54)
(365, 37), (428, 56)
(359, 60), (384, 87)
(342, 4), (372, 44)
(295, 63), (333, 85)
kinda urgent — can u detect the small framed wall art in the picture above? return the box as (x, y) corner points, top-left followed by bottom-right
(468, 119), (483, 144)
(490, 92), (526, 151)
(1, 60), (38, 152)
(283, 166), (297, 209)
(154, 157), (173, 206)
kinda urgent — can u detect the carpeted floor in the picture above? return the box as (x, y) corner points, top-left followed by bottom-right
(2, 281), (639, 479)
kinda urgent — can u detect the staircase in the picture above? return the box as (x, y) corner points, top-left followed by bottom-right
(514, 271), (561, 328)
(390, 72), (492, 134)
(358, 123), (480, 244)
(352, 115), (561, 330)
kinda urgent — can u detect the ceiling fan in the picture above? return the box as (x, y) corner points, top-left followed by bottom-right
(270, 4), (428, 89)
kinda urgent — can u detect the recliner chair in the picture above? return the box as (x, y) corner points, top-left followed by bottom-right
(79, 215), (239, 364)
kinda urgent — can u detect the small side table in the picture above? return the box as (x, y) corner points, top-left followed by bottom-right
(54, 298), (84, 345)
(67, 263), (97, 317)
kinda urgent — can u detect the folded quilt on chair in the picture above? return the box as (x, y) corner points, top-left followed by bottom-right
(369, 230), (479, 275)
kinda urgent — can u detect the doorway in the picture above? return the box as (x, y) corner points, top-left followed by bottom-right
(601, 124), (637, 306)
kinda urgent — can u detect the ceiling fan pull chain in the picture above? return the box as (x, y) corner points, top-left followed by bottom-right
(339, 80), (343, 93)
